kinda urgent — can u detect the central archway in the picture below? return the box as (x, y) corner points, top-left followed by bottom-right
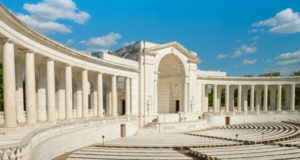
(157, 53), (186, 113)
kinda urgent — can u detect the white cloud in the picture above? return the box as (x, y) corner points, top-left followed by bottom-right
(248, 29), (265, 34)
(251, 36), (259, 41)
(266, 59), (272, 63)
(66, 39), (74, 45)
(86, 32), (122, 48)
(273, 49), (300, 73)
(233, 44), (257, 58)
(216, 54), (229, 59)
(253, 8), (300, 34)
(79, 40), (86, 44)
(248, 29), (258, 33)
(122, 41), (135, 47)
(17, 14), (71, 34)
(243, 59), (257, 65)
(16, 0), (90, 34)
(86, 48), (110, 53)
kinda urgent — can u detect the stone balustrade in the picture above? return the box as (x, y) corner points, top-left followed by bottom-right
(0, 116), (138, 160)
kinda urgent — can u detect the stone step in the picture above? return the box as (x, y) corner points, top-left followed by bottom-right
(67, 154), (192, 160)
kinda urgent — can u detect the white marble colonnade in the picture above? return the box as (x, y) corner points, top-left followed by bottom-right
(203, 83), (297, 113)
(1, 39), (134, 128)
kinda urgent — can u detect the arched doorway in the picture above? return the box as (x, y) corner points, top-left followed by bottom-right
(157, 54), (185, 114)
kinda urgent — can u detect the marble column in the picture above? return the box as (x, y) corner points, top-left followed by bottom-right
(217, 87), (222, 112)
(250, 85), (255, 111)
(263, 85), (268, 111)
(75, 81), (82, 118)
(229, 87), (234, 112)
(256, 89), (262, 112)
(107, 90), (112, 116)
(242, 88), (248, 112)
(201, 84), (206, 112)
(47, 59), (56, 122)
(290, 84), (295, 111)
(154, 79), (158, 114)
(91, 89), (97, 117)
(225, 85), (229, 112)
(125, 77), (130, 115)
(57, 69), (65, 120)
(65, 65), (72, 120)
(277, 84), (282, 111)
(238, 85), (242, 112)
(111, 75), (118, 116)
(16, 64), (25, 123)
(82, 70), (88, 118)
(169, 83), (173, 113)
(25, 51), (36, 125)
(3, 40), (17, 127)
(97, 73), (103, 118)
(213, 84), (218, 112)
(183, 83), (188, 113)
(36, 66), (46, 121)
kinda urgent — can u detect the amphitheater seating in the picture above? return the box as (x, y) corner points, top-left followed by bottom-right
(103, 133), (239, 147)
(190, 144), (300, 160)
(66, 147), (192, 160)
(65, 122), (300, 160)
(276, 137), (300, 148)
(187, 122), (300, 144)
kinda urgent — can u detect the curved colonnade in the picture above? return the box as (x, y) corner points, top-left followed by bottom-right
(0, 4), (139, 128)
(200, 77), (299, 113)
(0, 2), (300, 160)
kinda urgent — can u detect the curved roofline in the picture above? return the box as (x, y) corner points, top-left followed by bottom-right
(0, 3), (139, 72)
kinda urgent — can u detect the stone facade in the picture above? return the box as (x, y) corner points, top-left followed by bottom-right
(0, 3), (300, 160)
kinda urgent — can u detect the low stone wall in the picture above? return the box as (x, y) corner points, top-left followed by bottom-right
(0, 116), (138, 160)
(148, 119), (208, 133)
(207, 111), (300, 127)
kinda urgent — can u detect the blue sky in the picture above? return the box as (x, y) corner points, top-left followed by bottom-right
(3, 0), (300, 76)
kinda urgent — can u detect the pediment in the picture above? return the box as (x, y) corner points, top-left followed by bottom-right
(146, 41), (201, 64)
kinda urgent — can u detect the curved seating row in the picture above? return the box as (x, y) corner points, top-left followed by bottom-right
(102, 133), (239, 148)
(189, 144), (300, 160)
(66, 146), (192, 160)
(187, 122), (300, 144)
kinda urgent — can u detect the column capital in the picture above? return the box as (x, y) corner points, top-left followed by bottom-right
(1, 38), (14, 44)
(47, 57), (55, 62)
(81, 68), (88, 72)
(65, 63), (73, 67)
(24, 49), (35, 54)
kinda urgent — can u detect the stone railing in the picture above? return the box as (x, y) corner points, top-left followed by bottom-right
(0, 111), (27, 123)
(0, 116), (138, 160)
(0, 111), (4, 120)
(0, 147), (27, 160)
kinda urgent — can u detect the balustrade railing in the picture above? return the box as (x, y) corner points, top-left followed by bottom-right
(0, 111), (4, 120)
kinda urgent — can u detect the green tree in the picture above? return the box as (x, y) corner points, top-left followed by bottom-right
(259, 72), (280, 77)
(290, 71), (300, 108)
(291, 71), (300, 76)
(0, 64), (3, 111)
(244, 74), (254, 77)
(208, 89), (213, 108)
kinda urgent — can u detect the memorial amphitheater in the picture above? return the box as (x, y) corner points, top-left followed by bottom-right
(1, 3), (300, 160)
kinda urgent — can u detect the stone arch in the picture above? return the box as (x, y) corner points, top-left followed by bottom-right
(155, 52), (188, 76)
(156, 53), (187, 114)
